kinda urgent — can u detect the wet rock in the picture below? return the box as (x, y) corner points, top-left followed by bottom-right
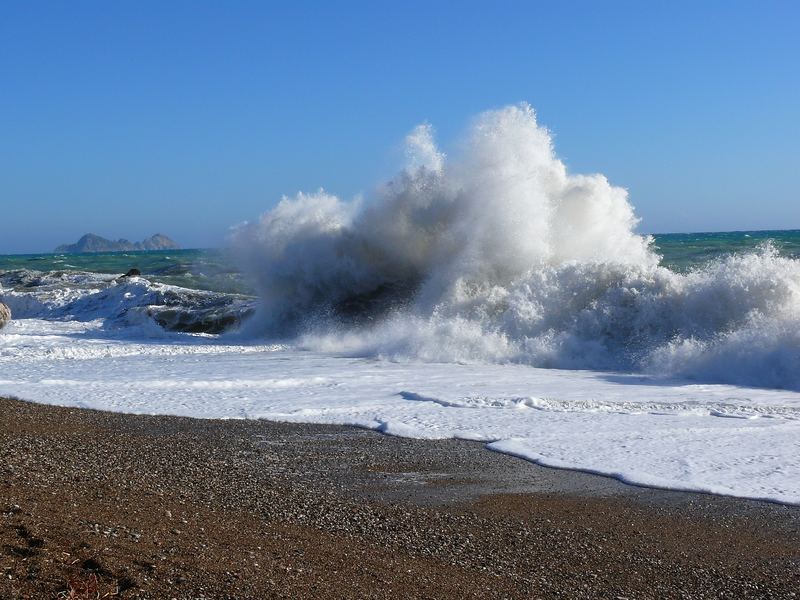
(0, 301), (11, 330)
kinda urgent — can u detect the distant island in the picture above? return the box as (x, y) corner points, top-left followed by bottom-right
(55, 233), (180, 253)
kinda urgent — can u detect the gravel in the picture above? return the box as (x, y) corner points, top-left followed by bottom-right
(1, 396), (798, 599)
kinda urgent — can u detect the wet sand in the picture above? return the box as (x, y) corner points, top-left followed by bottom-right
(1, 396), (798, 598)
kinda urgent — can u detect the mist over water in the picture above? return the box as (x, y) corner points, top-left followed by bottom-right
(235, 104), (800, 390)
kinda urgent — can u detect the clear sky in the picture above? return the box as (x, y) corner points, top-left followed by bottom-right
(1, 0), (798, 254)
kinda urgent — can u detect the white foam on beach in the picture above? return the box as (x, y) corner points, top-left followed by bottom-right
(2, 318), (800, 505)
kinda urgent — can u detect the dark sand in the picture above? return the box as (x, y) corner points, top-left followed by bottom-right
(1, 396), (798, 599)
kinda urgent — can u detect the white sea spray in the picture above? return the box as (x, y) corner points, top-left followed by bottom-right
(234, 104), (800, 390)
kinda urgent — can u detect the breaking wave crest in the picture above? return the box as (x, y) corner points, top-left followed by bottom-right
(234, 104), (800, 390)
(0, 270), (254, 335)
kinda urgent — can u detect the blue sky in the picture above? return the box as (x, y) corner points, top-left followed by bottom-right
(1, 1), (798, 253)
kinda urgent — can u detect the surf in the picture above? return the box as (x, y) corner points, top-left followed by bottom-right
(233, 103), (800, 390)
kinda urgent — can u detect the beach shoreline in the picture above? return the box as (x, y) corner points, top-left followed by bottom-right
(1, 396), (798, 598)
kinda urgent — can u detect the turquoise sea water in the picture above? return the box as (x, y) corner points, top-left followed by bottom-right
(1, 230), (798, 294)
(0, 248), (248, 294)
(653, 230), (800, 271)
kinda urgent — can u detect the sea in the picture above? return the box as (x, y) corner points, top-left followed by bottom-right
(2, 229), (799, 292)
(2, 105), (799, 505)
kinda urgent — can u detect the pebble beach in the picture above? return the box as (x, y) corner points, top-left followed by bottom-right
(2, 396), (798, 599)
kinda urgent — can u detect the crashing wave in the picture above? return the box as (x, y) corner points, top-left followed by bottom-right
(233, 103), (800, 390)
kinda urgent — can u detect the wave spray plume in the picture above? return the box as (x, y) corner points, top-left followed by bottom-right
(234, 104), (800, 390)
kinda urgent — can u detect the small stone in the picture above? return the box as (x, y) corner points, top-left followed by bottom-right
(0, 302), (11, 331)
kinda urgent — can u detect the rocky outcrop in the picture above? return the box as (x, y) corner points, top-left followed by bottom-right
(137, 234), (179, 251)
(0, 302), (10, 330)
(55, 234), (179, 254)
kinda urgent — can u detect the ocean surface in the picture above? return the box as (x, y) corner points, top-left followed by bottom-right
(0, 248), (249, 294)
(2, 105), (799, 504)
(2, 229), (799, 293)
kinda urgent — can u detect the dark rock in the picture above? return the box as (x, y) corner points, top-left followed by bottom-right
(122, 268), (142, 278)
